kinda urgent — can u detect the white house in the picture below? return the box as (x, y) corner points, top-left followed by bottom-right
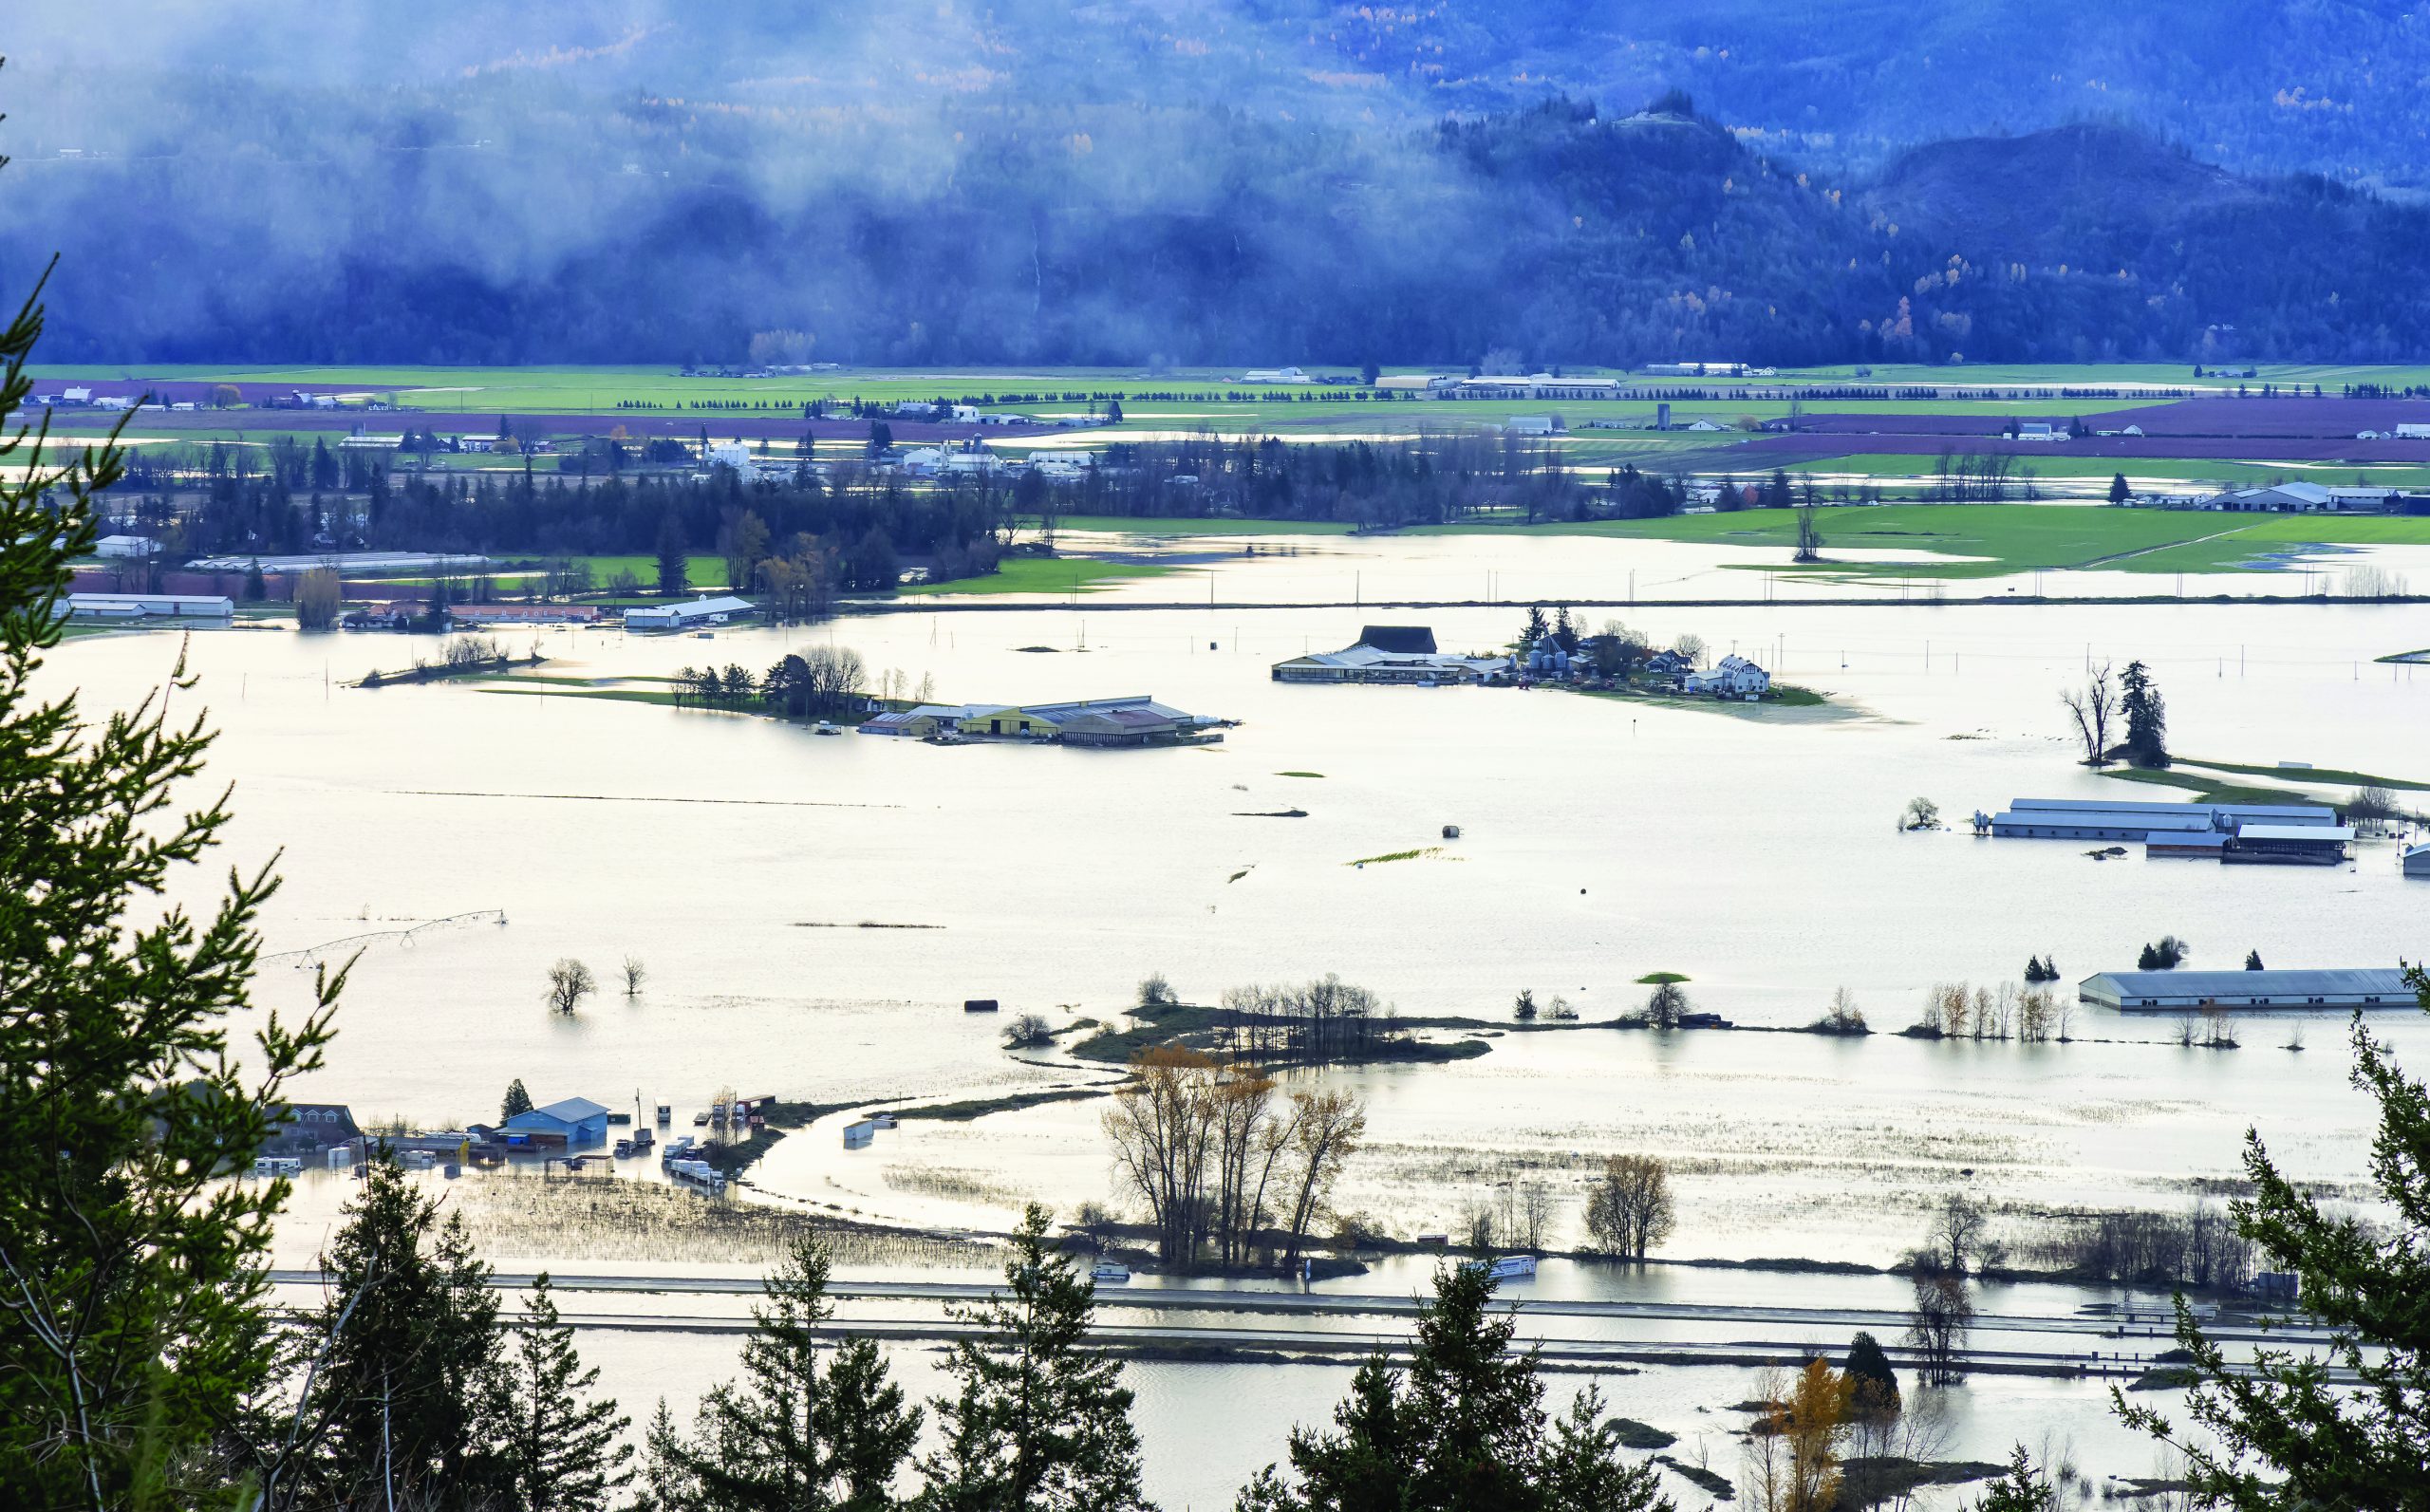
(1684, 654), (1770, 697)
(1239, 366), (1312, 384)
(95, 533), (159, 558)
(705, 441), (758, 481)
(2398, 423), (2430, 440)
(1505, 415), (1558, 437)
(2014, 420), (2062, 441)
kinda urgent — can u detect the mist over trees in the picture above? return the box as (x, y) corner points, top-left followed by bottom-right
(8, 8), (2430, 365)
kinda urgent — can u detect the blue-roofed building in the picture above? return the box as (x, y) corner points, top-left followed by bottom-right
(499, 1096), (610, 1148)
(2079, 967), (2416, 1013)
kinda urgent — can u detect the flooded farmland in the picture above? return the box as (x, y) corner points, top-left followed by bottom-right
(52, 527), (2430, 1503)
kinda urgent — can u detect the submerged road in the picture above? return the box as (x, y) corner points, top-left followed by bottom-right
(268, 1269), (2337, 1380)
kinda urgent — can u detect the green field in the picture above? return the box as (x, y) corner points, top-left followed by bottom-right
(31, 361), (2398, 445)
(1787, 452), (2430, 489)
(1412, 503), (2430, 580)
(895, 556), (1182, 596)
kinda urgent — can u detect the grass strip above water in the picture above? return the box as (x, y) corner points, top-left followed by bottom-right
(2170, 756), (2430, 792)
(1345, 847), (1447, 867)
(2095, 768), (2315, 806)
(1070, 1004), (1491, 1067)
(896, 556), (1181, 596)
(877, 1086), (1114, 1122)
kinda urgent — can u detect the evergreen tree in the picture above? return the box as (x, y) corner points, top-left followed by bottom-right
(655, 514), (690, 598)
(2107, 472), (2131, 504)
(1841, 1331), (1901, 1412)
(674, 1232), (918, 1511)
(502, 1077), (535, 1121)
(1104, 398), (1124, 423)
(924, 1204), (1146, 1512)
(1521, 603), (1550, 649)
(2116, 967), (2430, 1509)
(288, 1153), (509, 1509)
(2118, 660), (2169, 767)
(633, 1399), (701, 1512)
(0, 268), (344, 1509)
(1240, 1263), (1672, 1512)
(1972, 1446), (2058, 1512)
(500, 1275), (633, 1512)
(2246, 949), (2265, 971)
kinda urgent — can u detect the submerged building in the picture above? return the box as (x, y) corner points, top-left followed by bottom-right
(859, 695), (1215, 746)
(1271, 625), (1512, 685)
(2079, 967), (2416, 1012)
(1987, 797), (2337, 843)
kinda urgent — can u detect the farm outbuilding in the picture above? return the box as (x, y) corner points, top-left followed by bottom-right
(2079, 968), (2415, 1012)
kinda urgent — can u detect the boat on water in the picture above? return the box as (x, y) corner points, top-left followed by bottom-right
(1092, 1262), (1131, 1283)
(814, 720), (841, 736)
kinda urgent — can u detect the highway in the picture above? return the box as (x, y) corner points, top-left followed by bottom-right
(269, 1268), (2340, 1381)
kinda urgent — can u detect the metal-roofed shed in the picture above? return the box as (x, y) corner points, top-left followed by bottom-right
(2079, 967), (2414, 1012)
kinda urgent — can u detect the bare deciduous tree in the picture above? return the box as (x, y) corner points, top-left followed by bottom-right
(1904, 1272), (1974, 1385)
(1516, 1177), (1557, 1251)
(2060, 662), (2119, 766)
(545, 958), (596, 1016)
(1102, 1051), (1359, 1270)
(1584, 1153), (1676, 1261)
(1925, 1193), (1995, 1276)
(621, 956), (646, 998)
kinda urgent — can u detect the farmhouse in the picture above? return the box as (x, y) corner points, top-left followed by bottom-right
(1239, 366), (1313, 384)
(1682, 654), (1770, 697)
(95, 533), (159, 557)
(1505, 415), (1560, 437)
(1272, 625), (1512, 684)
(260, 1102), (362, 1158)
(2078, 967), (2414, 1013)
(623, 594), (754, 631)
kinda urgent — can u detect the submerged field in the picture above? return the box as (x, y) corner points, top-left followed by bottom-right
(1412, 503), (2430, 581)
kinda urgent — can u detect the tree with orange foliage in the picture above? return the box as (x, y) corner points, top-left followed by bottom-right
(1740, 1358), (1854, 1512)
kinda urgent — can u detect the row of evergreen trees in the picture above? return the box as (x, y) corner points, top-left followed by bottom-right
(271, 1160), (1682, 1512)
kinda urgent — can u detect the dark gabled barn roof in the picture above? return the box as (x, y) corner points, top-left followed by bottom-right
(1358, 625), (1437, 654)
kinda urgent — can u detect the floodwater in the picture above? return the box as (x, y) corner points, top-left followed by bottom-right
(1036, 522), (2430, 606)
(47, 526), (2430, 1500)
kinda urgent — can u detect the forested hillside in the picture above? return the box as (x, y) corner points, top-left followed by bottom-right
(4, 2), (2427, 365)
